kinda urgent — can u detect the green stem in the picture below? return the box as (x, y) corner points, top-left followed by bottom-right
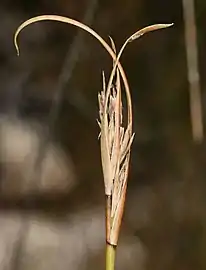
(106, 242), (116, 270)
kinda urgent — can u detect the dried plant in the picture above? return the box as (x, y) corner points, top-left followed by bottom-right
(14, 15), (172, 270)
(182, 0), (203, 143)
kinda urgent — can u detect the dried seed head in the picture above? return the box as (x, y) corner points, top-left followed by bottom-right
(98, 39), (134, 245)
(98, 23), (173, 245)
(13, 14), (173, 247)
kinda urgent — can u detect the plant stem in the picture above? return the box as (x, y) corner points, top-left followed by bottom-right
(106, 242), (116, 270)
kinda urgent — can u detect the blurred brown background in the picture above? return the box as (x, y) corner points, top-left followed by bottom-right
(0, 0), (206, 269)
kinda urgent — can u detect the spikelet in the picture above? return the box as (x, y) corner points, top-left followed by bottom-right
(13, 14), (173, 246)
(98, 38), (134, 245)
(98, 25), (173, 245)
